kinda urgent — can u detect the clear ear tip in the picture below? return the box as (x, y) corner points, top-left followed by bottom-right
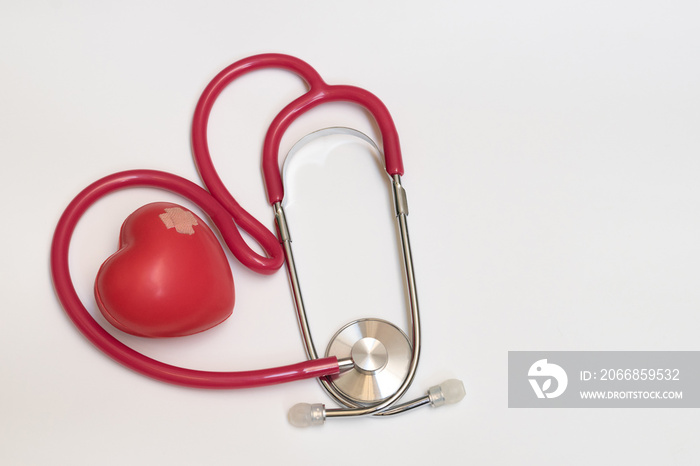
(288, 403), (325, 427)
(428, 379), (466, 407)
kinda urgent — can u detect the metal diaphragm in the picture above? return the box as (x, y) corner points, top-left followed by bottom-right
(326, 318), (411, 404)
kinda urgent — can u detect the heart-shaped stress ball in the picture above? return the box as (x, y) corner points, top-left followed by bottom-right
(94, 202), (234, 337)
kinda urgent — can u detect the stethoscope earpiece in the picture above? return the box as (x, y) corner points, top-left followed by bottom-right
(50, 53), (464, 427)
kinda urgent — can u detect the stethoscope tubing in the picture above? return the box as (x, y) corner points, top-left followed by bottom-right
(50, 169), (340, 388)
(191, 53), (404, 205)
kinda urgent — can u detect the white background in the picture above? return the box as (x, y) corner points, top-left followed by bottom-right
(2, 1), (699, 464)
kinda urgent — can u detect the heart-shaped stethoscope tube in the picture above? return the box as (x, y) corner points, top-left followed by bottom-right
(50, 53), (407, 391)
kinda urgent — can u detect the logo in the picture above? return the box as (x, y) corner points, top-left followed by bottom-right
(528, 359), (568, 399)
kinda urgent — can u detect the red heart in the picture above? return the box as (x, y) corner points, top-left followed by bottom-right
(94, 202), (234, 337)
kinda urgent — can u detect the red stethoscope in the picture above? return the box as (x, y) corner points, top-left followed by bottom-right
(50, 54), (464, 427)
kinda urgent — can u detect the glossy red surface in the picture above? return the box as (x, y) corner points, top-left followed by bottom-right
(94, 202), (235, 337)
(191, 53), (404, 205)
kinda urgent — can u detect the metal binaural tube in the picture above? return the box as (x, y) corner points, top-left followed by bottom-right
(276, 174), (428, 420)
(274, 202), (319, 361)
(324, 175), (422, 418)
(274, 201), (355, 402)
(373, 395), (431, 416)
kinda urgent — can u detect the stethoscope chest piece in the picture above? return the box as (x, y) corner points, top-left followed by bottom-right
(326, 318), (411, 404)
